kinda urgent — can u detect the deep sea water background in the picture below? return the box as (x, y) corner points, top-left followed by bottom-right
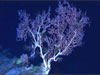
(0, 1), (100, 74)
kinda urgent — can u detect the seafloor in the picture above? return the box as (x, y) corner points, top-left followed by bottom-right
(0, 49), (42, 74)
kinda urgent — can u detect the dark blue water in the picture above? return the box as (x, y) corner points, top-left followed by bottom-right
(0, 1), (100, 74)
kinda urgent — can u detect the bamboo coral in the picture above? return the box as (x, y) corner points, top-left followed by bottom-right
(16, 0), (89, 74)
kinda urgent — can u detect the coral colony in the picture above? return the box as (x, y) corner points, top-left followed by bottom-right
(16, 0), (89, 74)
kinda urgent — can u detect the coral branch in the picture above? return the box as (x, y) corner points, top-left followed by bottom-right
(16, 0), (90, 74)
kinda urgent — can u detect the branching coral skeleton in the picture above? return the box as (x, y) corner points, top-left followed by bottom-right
(16, 0), (90, 74)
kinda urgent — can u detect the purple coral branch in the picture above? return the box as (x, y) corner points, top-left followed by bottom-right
(17, 0), (90, 74)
